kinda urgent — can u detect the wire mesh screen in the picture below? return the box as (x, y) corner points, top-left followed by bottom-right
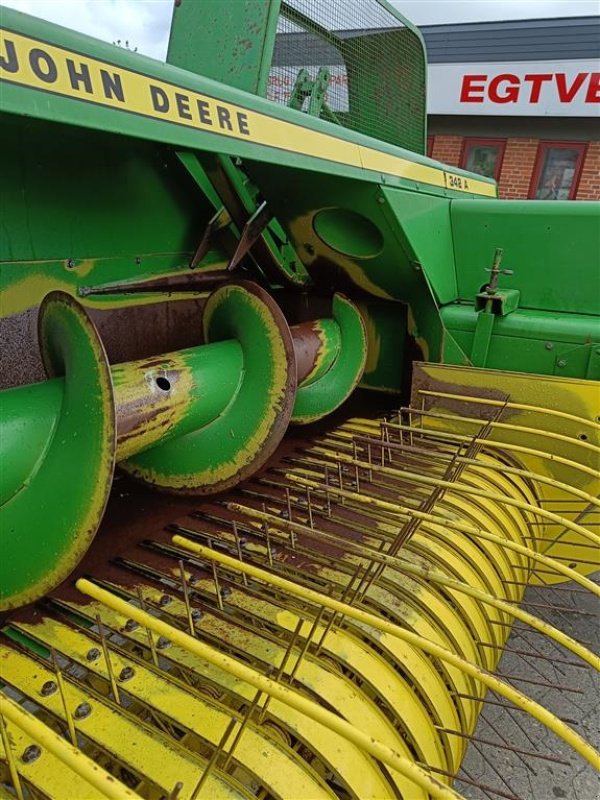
(268, 0), (426, 153)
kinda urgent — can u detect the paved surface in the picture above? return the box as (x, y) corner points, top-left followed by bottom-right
(458, 577), (600, 800)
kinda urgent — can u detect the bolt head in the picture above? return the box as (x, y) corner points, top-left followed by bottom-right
(124, 619), (139, 632)
(86, 648), (101, 662)
(157, 636), (171, 650)
(159, 595), (172, 607)
(119, 666), (135, 682)
(545, 342), (554, 350)
(74, 702), (92, 720)
(40, 680), (57, 697)
(557, 359), (567, 368)
(21, 745), (42, 763)
(191, 609), (203, 621)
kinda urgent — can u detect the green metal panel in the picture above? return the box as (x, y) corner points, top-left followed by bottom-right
(441, 304), (600, 378)
(451, 200), (600, 314)
(167, 0), (282, 96)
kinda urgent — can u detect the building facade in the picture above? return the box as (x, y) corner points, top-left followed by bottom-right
(422, 17), (600, 200)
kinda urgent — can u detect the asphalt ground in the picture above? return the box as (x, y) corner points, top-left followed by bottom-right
(458, 576), (600, 800)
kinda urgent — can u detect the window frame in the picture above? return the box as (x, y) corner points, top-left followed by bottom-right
(528, 141), (587, 200)
(427, 135), (434, 157)
(460, 137), (506, 181)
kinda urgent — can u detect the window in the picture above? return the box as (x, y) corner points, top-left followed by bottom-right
(427, 136), (434, 157)
(460, 138), (506, 180)
(529, 142), (587, 200)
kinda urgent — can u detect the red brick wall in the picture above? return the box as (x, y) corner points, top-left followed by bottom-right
(431, 135), (462, 167)
(576, 141), (600, 200)
(497, 138), (538, 199)
(429, 134), (599, 200)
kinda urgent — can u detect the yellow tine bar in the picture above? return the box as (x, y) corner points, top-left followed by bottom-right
(288, 470), (600, 594)
(417, 389), (600, 431)
(305, 451), (600, 547)
(228, 502), (598, 665)
(76, 577), (467, 800)
(0, 693), (141, 800)
(171, 538), (600, 768)
(341, 420), (600, 480)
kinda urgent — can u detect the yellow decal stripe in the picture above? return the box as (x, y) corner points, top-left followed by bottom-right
(0, 29), (496, 197)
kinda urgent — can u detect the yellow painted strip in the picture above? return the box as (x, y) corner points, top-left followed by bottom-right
(0, 29), (496, 197)
(76, 579), (467, 800)
(171, 539), (600, 767)
(0, 693), (140, 800)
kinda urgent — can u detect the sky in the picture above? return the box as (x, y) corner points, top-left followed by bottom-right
(1, 0), (598, 62)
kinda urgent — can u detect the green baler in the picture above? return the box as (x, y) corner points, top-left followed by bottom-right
(0, 2), (598, 799)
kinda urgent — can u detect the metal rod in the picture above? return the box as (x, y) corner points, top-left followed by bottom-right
(223, 689), (263, 769)
(50, 649), (77, 746)
(137, 587), (160, 667)
(0, 711), (25, 800)
(190, 716), (237, 799)
(259, 617), (304, 723)
(324, 466), (332, 517)
(417, 762), (520, 800)
(179, 560), (196, 636)
(434, 726), (571, 766)
(96, 614), (121, 704)
(306, 487), (314, 529)
(232, 522), (248, 587)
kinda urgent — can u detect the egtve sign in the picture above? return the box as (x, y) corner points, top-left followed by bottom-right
(428, 61), (600, 117)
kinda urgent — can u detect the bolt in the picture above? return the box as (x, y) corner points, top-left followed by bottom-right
(66, 258), (75, 269)
(157, 636), (171, 650)
(557, 359), (567, 368)
(135, 256), (141, 265)
(377, 195), (385, 204)
(86, 648), (101, 662)
(119, 666), (135, 682)
(73, 702), (92, 720)
(220, 586), (232, 600)
(21, 745), (42, 763)
(124, 619), (139, 632)
(191, 609), (203, 622)
(158, 594), (172, 607)
(40, 680), (57, 697)
(545, 342), (554, 350)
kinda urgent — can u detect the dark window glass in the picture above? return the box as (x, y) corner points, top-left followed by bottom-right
(534, 147), (583, 200)
(464, 143), (502, 179)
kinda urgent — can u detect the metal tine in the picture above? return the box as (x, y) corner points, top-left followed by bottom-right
(290, 604), (328, 679)
(285, 486), (293, 524)
(95, 613), (121, 704)
(352, 441), (361, 490)
(168, 780), (184, 800)
(479, 711), (539, 774)
(306, 487), (314, 529)
(258, 616), (304, 724)
(454, 692), (580, 728)
(418, 761), (520, 800)
(262, 503), (274, 566)
(231, 522), (248, 587)
(337, 461), (344, 505)
(179, 559), (197, 636)
(190, 714), (238, 799)
(50, 648), (77, 746)
(497, 672), (584, 695)
(0, 711), (25, 800)
(324, 466), (332, 517)
(223, 688), (263, 770)
(434, 725), (571, 766)
(315, 564), (363, 653)
(351, 536), (392, 604)
(136, 586), (160, 667)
